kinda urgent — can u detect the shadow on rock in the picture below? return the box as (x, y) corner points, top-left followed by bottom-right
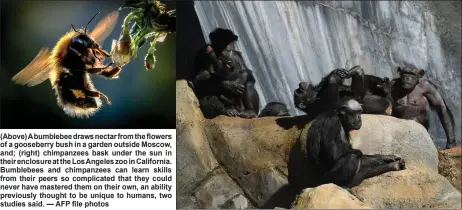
(261, 184), (299, 209)
(263, 116), (327, 208)
(287, 138), (325, 191)
(275, 114), (316, 130)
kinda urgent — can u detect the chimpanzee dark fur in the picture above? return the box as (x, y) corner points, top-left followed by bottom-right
(190, 28), (260, 119)
(306, 97), (405, 188)
(389, 64), (458, 149)
(294, 66), (392, 117)
(258, 102), (291, 117)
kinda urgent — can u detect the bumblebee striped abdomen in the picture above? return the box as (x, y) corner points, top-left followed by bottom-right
(53, 70), (102, 118)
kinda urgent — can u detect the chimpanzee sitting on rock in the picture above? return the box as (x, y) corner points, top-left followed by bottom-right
(190, 28), (260, 119)
(205, 54), (291, 118)
(306, 97), (406, 188)
(387, 64), (458, 149)
(204, 46), (257, 118)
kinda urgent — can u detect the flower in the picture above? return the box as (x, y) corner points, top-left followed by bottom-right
(144, 53), (155, 71)
(110, 34), (132, 67)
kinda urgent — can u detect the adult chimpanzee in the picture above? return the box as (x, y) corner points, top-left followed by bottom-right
(204, 46), (257, 117)
(388, 64), (458, 149)
(258, 102), (291, 117)
(190, 28), (260, 119)
(307, 97), (406, 188)
(293, 66), (392, 117)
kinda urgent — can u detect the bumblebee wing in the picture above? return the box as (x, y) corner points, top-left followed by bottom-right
(12, 47), (53, 87)
(89, 11), (119, 45)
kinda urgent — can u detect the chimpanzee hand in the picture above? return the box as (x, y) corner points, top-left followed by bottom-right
(239, 110), (257, 119)
(391, 158), (406, 171)
(222, 81), (244, 96)
(206, 45), (214, 54)
(382, 155), (402, 163)
(333, 68), (349, 79)
(377, 77), (392, 95)
(224, 108), (239, 117)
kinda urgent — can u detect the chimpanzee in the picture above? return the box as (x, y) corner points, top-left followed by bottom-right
(258, 102), (291, 117)
(204, 45), (257, 117)
(190, 28), (260, 119)
(293, 66), (392, 117)
(307, 97), (406, 188)
(389, 64), (458, 149)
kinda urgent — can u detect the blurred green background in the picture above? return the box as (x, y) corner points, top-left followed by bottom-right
(0, 1), (176, 129)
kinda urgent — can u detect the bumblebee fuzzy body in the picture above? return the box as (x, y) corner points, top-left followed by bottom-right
(12, 12), (120, 118)
(55, 71), (103, 117)
(49, 31), (100, 118)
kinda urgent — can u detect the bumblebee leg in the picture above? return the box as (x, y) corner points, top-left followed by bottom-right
(87, 62), (113, 74)
(84, 90), (111, 105)
(95, 46), (111, 57)
(101, 66), (122, 79)
(99, 93), (111, 105)
(87, 68), (104, 74)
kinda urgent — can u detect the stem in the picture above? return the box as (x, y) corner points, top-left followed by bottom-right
(130, 29), (154, 58)
(147, 32), (160, 55)
(144, 33), (160, 70)
(121, 11), (139, 35)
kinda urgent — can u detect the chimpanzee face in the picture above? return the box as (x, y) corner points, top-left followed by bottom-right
(224, 41), (236, 52)
(260, 103), (290, 117)
(398, 67), (425, 90)
(294, 82), (318, 110)
(340, 99), (363, 130)
(219, 55), (233, 70)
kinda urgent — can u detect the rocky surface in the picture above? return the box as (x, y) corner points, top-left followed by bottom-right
(352, 169), (461, 209)
(438, 146), (462, 192)
(351, 114), (439, 171)
(176, 80), (253, 209)
(444, 146), (462, 157)
(292, 184), (373, 209)
(176, 80), (462, 209)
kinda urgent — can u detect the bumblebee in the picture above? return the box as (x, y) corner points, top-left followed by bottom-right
(12, 12), (121, 118)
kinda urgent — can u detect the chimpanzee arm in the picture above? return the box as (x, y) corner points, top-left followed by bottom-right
(347, 66), (366, 99)
(206, 51), (225, 74)
(193, 69), (212, 83)
(234, 51), (249, 71)
(307, 134), (321, 166)
(423, 81), (456, 147)
(244, 69), (256, 83)
(326, 139), (363, 162)
(325, 67), (363, 108)
(326, 73), (343, 108)
(350, 148), (363, 157)
(379, 78), (396, 105)
(194, 48), (219, 81)
(308, 124), (363, 166)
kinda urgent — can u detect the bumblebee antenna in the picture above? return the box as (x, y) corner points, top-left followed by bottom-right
(84, 12), (100, 34)
(70, 24), (78, 32)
